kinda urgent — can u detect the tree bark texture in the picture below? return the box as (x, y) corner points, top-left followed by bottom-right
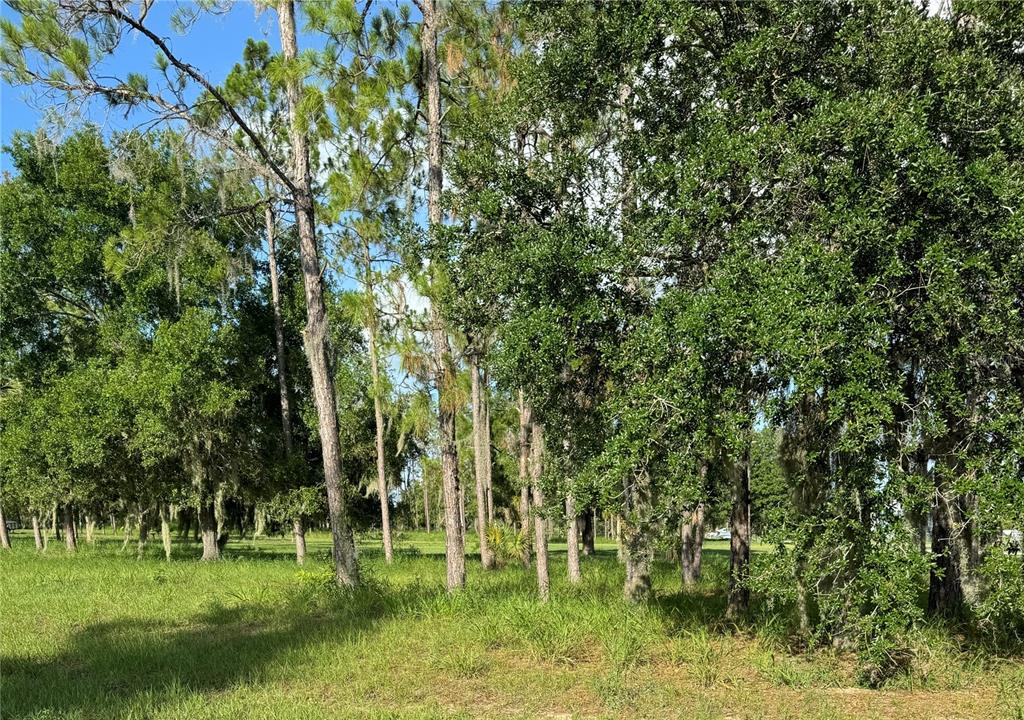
(727, 451), (752, 618)
(681, 502), (705, 586)
(293, 516), (307, 565)
(62, 504), (78, 552)
(928, 489), (967, 616)
(32, 513), (43, 551)
(198, 500), (220, 561)
(159, 503), (173, 561)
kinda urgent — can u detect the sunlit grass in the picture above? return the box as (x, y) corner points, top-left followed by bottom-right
(1, 528), (1018, 719)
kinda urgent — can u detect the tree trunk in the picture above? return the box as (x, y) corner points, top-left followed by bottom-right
(615, 516), (623, 562)
(419, 0), (464, 591)
(276, 0), (359, 588)
(928, 489), (966, 616)
(470, 354), (495, 569)
(62, 504), (78, 552)
(483, 366), (494, 523)
(160, 503), (172, 561)
(566, 493), (582, 584)
(293, 516), (307, 565)
(214, 489), (227, 544)
(52, 506), (60, 541)
(121, 514), (132, 552)
(178, 508), (192, 540)
(727, 450), (752, 618)
(795, 560), (811, 636)
(581, 509), (595, 556)
(266, 193), (293, 454)
(530, 421), (550, 601)
(518, 390), (533, 567)
(681, 502), (705, 586)
(137, 503), (149, 557)
(198, 500), (220, 561)
(32, 513), (43, 551)
(85, 515), (96, 544)
(0, 505), (11, 550)
(622, 474), (653, 603)
(366, 297), (395, 564)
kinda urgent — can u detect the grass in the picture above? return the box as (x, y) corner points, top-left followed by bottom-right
(1, 528), (1020, 719)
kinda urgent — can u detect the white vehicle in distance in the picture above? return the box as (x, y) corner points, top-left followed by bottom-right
(705, 527), (731, 541)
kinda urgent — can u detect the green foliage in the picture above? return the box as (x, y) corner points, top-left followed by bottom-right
(484, 521), (526, 566)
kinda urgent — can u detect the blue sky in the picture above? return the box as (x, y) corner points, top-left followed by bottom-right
(0, 2), (295, 173)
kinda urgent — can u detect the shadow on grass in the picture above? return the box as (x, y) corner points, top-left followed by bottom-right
(646, 548), (734, 633)
(2, 579), (445, 719)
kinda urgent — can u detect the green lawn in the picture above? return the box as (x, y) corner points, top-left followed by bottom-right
(1, 530), (1020, 719)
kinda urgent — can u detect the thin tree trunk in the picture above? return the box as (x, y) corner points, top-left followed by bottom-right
(531, 420), (549, 601)
(470, 354), (494, 569)
(264, 184), (309, 566)
(52, 506), (60, 541)
(795, 559), (811, 636)
(85, 515), (96, 544)
(566, 493), (581, 584)
(483, 366), (494, 523)
(137, 503), (150, 558)
(32, 513), (43, 551)
(293, 516), (307, 565)
(198, 500), (220, 561)
(727, 450), (752, 618)
(615, 516), (623, 562)
(214, 489), (226, 546)
(518, 390), (532, 568)
(366, 290), (395, 564)
(0, 505), (11, 550)
(266, 194), (293, 452)
(276, 0), (358, 588)
(681, 502), (705, 586)
(419, 0), (464, 591)
(62, 504), (78, 552)
(121, 514), (132, 552)
(160, 503), (172, 561)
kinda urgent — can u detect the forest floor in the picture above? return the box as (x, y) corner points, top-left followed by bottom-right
(2, 530), (1022, 720)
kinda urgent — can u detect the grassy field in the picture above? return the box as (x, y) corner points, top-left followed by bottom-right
(2, 529), (1022, 720)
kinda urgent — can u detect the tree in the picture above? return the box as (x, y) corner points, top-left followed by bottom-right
(415, 0), (466, 591)
(2, 0), (361, 586)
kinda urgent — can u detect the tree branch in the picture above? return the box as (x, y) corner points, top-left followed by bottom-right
(104, 1), (296, 194)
